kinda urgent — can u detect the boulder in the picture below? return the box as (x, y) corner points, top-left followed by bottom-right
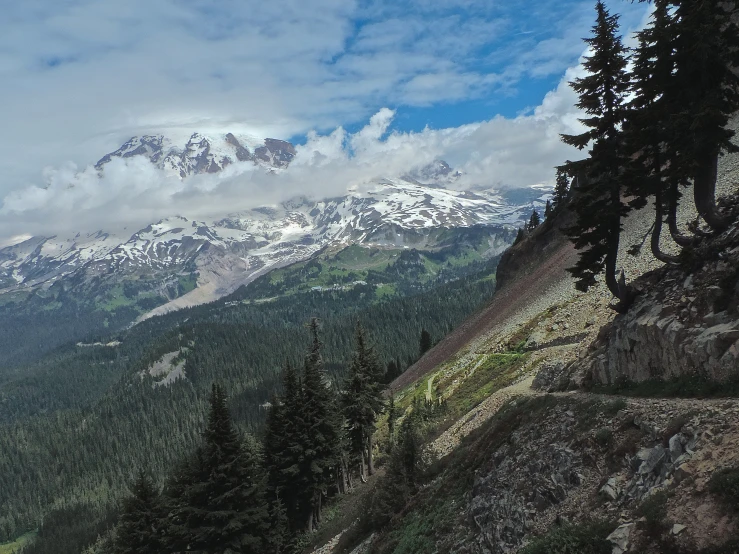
(606, 523), (634, 554)
(638, 446), (667, 475)
(668, 434), (683, 461)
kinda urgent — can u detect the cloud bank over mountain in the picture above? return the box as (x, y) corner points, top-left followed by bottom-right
(0, 69), (585, 240)
(0, 0), (651, 241)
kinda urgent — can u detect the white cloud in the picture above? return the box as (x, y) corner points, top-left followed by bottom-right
(0, 69), (587, 238)
(0, 0), (651, 239)
(0, 0), (647, 194)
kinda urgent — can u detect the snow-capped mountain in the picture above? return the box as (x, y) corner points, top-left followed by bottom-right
(95, 133), (296, 177)
(0, 133), (550, 318)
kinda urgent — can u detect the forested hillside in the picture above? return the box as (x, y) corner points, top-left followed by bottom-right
(0, 239), (507, 551)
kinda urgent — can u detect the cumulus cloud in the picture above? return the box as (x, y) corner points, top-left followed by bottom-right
(0, 70), (588, 238)
(0, 0), (651, 239)
(0, 0), (647, 192)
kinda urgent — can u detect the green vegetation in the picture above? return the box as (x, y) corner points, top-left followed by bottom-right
(594, 375), (739, 399)
(0, 248), (503, 548)
(0, 531), (35, 554)
(708, 467), (739, 511)
(442, 353), (525, 417)
(636, 490), (672, 539)
(520, 521), (615, 554)
(238, 228), (508, 301)
(594, 427), (613, 447)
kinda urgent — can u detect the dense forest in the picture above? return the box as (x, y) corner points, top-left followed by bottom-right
(0, 241), (505, 551)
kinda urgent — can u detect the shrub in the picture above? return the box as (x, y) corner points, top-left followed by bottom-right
(520, 521), (615, 554)
(662, 412), (695, 444)
(602, 399), (627, 416)
(708, 467), (739, 511)
(636, 490), (671, 539)
(594, 428), (613, 447)
(610, 428), (644, 461)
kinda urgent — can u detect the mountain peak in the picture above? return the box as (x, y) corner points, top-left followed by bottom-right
(95, 132), (296, 177)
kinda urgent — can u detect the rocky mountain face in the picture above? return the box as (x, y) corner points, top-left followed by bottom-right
(94, 132), (296, 177)
(561, 194), (739, 388)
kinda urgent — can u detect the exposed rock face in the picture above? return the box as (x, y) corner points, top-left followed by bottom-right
(466, 409), (584, 553)
(578, 206), (739, 386)
(254, 138), (296, 168)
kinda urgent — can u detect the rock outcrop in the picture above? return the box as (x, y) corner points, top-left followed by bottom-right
(575, 200), (739, 386)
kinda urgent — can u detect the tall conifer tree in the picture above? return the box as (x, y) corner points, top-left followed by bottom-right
(560, 1), (633, 310)
(625, 0), (681, 264)
(552, 168), (570, 211)
(419, 329), (432, 357)
(300, 319), (342, 531)
(164, 385), (270, 553)
(114, 471), (163, 554)
(669, 0), (739, 231)
(343, 324), (385, 480)
(264, 363), (306, 529)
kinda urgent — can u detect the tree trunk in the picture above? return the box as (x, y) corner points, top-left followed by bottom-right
(367, 433), (375, 476)
(306, 505), (314, 533)
(651, 184), (680, 265)
(667, 179), (696, 246)
(606, 179), (624, 302)
(606, 176), (634, 313)
(693, 152), (728, 231)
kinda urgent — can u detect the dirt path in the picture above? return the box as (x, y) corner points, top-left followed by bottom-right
(425, 374), (435, 402)
(391, 239), (577, 393)
(430, 375), (739, 460)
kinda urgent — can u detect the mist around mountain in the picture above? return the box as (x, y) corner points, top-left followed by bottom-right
(0, 132), (548, 368)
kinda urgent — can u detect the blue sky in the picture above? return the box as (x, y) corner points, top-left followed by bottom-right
(0, 0), (649, 236)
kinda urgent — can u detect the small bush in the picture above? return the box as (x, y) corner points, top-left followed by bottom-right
(520, 521), (615, 554)
(594, 428), (613, 447)
(602, 399), (627, 416)
(708, 467), (739, 511)
(610, 428), (644, 460)
(636, 490), (671, 538)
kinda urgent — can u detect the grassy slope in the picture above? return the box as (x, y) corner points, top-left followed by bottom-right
(0, 532), (36, 554)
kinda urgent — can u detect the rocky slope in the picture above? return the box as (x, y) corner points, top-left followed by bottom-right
(319, 117), (739, 554)
(579, 202), (739, 387)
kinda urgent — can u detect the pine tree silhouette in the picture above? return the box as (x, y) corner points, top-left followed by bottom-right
(560, 1), (634, 311)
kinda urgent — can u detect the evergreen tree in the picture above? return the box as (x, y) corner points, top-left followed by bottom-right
(384, 360), (401, 383)
(624, 0), (681, 264)
(552, 168), (570, 211)
(165, 385), (270, 553)
(513, 227), (525, 245)
(544, 200), (552, 220)
(266, 493), (289, 554)
(419, 329), (432, 357)
(264, 363), (306, 529)
(113, 471), (163, 554)
(366, 411), (420, 529)
(527, 209), (541, 230)
(343, 324), (385, 480)
(560, 1), (633, 310)
(387, 394), (397, 449)
(669, 0), (739, 231)
(300, 319), (342, 531)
